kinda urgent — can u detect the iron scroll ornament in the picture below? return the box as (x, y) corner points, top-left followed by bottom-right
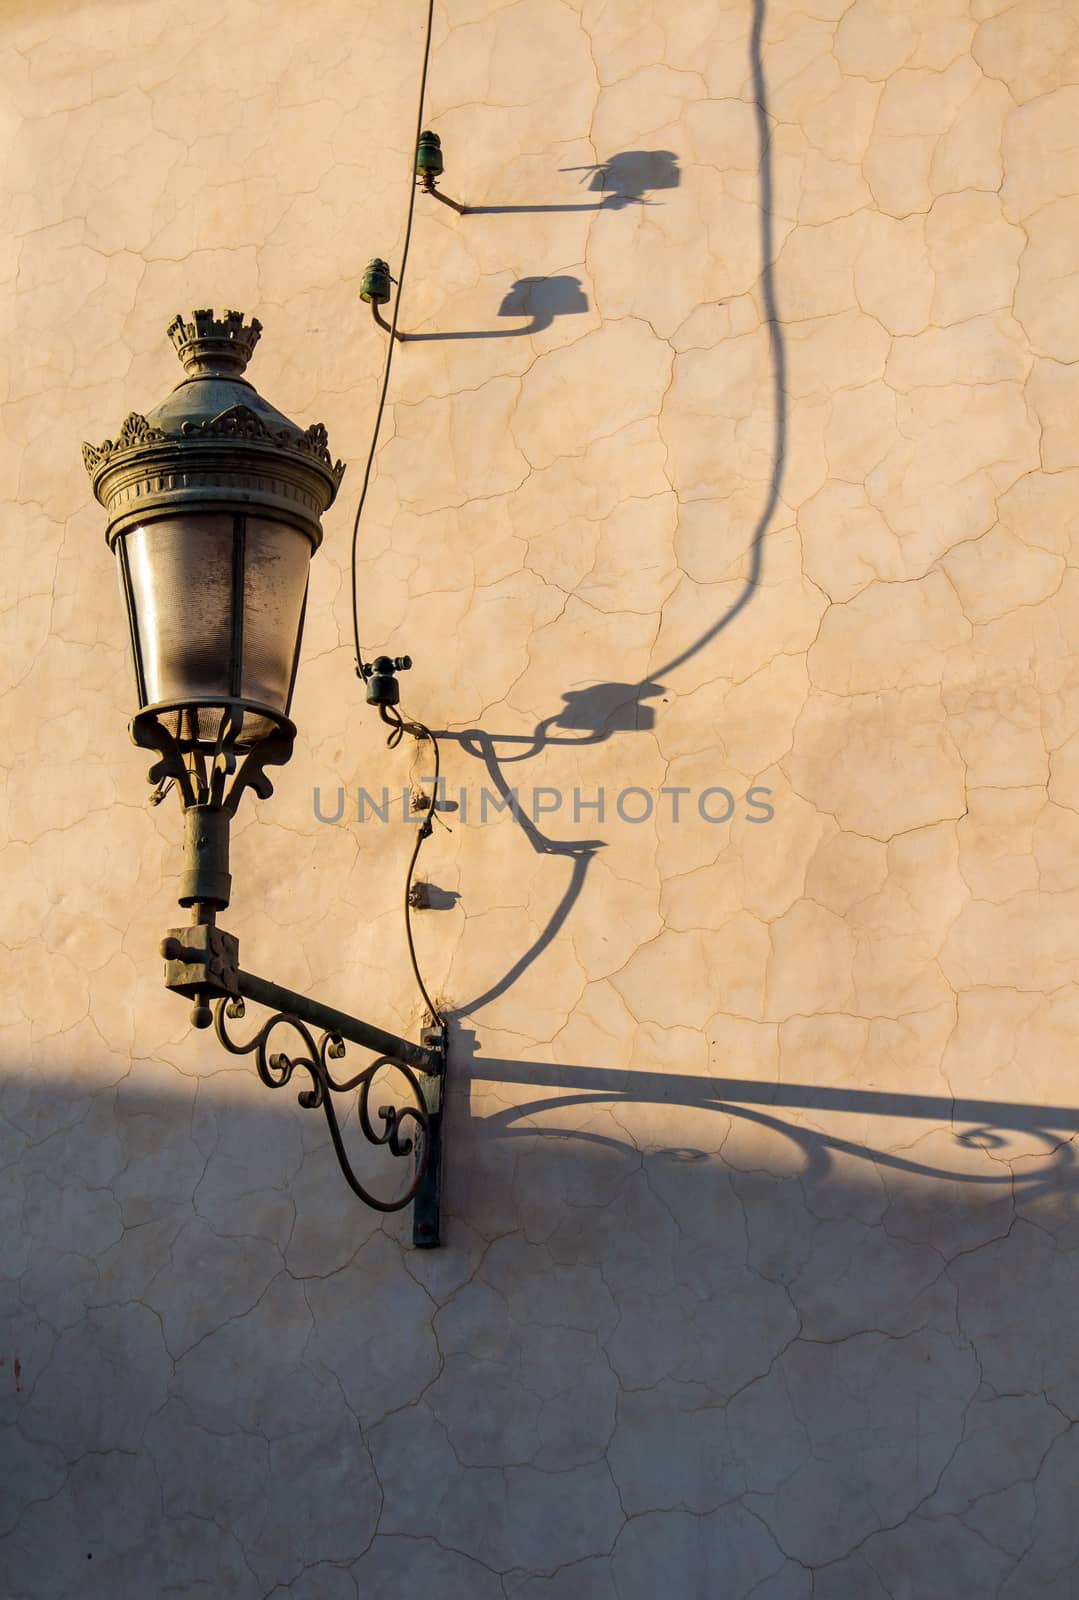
(213, 997), (431, 1212)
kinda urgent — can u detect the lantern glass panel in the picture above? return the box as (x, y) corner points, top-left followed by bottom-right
(240, 518), (310, 711)
(123, 513), (236, 706)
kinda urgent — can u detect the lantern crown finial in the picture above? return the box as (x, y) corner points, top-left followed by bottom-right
(167, 308), (263, 379)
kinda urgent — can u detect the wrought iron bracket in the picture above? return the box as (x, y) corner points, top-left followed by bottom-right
(160, 923), (447, 1244)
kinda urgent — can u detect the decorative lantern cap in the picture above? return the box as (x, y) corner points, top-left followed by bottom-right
(81, 310), (345, 550)
(167, 308), (263, 379)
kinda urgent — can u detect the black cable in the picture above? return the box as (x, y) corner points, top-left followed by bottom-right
(345, 2), (446, 1031)
(349, 0), (436, 681)
(379, 704), (445, 1026)
(379, 701), (407, 749)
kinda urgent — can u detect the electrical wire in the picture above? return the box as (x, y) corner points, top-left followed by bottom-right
(379, 704), (447, 1027)
(349, 0), (436, 682)
(344, 1), (447, 1030)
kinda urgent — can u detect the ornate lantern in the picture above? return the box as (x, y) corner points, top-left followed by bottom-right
(82, 309), (345, 908)
(81, 312), (445, 1241)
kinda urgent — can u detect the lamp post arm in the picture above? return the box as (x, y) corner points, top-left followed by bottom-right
(235, 968), (442, 1077)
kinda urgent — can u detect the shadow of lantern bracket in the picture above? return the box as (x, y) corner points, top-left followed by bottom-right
(81, 309), (446, 1247)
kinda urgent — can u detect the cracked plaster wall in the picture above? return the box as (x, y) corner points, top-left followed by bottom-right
(3, 0), (1079, 1594)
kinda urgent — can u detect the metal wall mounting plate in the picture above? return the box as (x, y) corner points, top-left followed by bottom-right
(412, 1018), (446, 1247)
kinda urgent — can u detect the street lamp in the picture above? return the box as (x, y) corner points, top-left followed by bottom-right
(82, 311), (445, 1243)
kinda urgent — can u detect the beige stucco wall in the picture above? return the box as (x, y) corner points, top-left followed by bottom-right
(4, 0), (1079, 1593)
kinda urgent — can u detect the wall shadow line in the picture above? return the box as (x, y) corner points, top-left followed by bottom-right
(433, 0), (786, 1017)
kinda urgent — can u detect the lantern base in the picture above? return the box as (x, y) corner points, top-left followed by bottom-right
(131, 700), (296, 822)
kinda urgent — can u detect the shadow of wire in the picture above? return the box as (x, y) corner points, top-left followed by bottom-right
(437, 0), (785, 1016)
